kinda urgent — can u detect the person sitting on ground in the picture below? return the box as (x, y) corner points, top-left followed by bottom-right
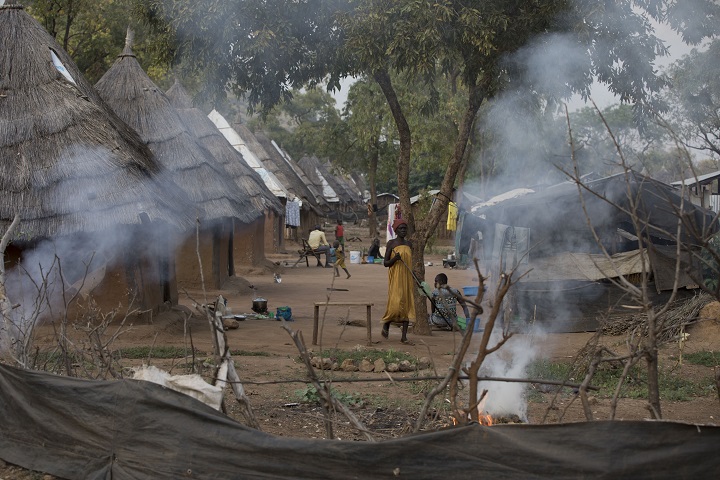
(308, 225), (331, 267)
(332, 240), (351, 279)
(367, 237), (382, 260)
(430, 273), (472, 331)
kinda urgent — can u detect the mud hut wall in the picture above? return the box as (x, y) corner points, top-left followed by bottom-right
(264, 209), (283, 253)
(233, 216), (265, 268)
(298, 209), (320, 241)
(175, 222), (230, 290)
(4, 229), (175, 323)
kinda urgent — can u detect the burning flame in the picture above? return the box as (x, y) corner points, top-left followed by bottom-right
(479, 414), (493, 426)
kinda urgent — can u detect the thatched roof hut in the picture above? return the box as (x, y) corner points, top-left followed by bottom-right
(0, 3), (196, 317)
(165, 80), (282, 215)
(165, 80), (283, 266)
(207, 110), (288, 199)
(0, 4), (194, 240)
(252, 131), (328, 212)
(330, 164), (363, 204)
(317, 158), (356, 205)
(297, 156), (340, 205)
(94, 36), (260, 225)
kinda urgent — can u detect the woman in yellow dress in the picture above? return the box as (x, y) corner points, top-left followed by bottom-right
(381, 219), (415, 344)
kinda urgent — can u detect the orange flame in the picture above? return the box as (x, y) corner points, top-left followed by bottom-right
(479, 414), (493, 426)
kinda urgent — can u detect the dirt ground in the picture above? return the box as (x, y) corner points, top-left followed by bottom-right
(3, 225), (720, 479)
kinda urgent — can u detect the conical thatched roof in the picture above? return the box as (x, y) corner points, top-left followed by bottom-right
(207, 109), (288, 199)
(326, 161), (362, 203)
(232, 123), (320, 213)
(297, 156), (340, 204)
(165, 80), (282, 215)
(95, 36), (260, 224)
(316, 158), (355, 204)
(0, 4), (194, 240)
(250, 130), (327, 212)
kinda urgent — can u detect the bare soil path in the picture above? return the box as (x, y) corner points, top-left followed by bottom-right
(6, 228), (719, 479)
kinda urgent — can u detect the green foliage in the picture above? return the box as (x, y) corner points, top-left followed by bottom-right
(26, 0), (173, 85)
(294, 384), (364, 407)
(527, 359), (573, 381)
(118, 346), (195, 359)
(665, 39), (720, 158)
(528, 359), (714, 401)
(229, 349), (272, 357)
(683, 350), (720, 367)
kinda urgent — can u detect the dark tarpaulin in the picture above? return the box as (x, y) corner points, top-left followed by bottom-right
(0, 364), (718, 479)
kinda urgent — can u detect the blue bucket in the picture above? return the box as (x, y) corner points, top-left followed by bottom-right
(367, 255), (374, 264)
(462, 286), (479, 296)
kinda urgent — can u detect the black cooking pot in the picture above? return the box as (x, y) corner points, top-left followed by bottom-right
(252, 298), (268, 313)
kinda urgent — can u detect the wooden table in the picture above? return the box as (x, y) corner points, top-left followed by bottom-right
(313, 301), (374, 346)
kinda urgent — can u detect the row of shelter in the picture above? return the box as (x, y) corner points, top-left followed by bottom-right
(0, 3), (362, 325)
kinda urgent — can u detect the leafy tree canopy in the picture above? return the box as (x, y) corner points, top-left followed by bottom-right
(665, 39), (720, 159)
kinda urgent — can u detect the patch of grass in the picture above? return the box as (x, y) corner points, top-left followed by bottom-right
(527, 359), (714, 401)
(527, 359), (573, 381)
(118, 346), (193, 359)
(230, 349), (272, 357)
(313, 348), (416, 365)
(294, 384), (365, 407)
(683, 350), (720, 367)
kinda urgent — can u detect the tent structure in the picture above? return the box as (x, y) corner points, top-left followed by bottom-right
(165, 80), (283, 268)
(0, 3), (195, 318)
(466, 172), (717, 332)
(0, 363), (718, 480)
(207, 109), (288, 253)
(95, 32), (262, 289)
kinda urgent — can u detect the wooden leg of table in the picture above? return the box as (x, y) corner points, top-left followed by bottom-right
(366, 305), (372, 346)
(313, 305), (319, 345)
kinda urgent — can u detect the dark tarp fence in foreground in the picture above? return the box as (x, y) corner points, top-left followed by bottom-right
(0, 364), (718, 479)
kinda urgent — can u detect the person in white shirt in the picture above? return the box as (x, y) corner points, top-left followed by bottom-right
(308, 225), (331, 267)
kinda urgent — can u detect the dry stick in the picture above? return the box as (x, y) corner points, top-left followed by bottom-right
(192, 219), (258, 428)
(579, 350), (603, 421)
(283, 325), (376, 442)
(589, 101), (691, 420)
(210, 297), (260, 428)
(415, 257), (523, 430)
(0, 214), (21, 361)
(563, 104), (658, 420)
(222, 374), (596, 390)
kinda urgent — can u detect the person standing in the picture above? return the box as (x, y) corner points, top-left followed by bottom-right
(308, 225), (331, 267)
(381, 219), (415, 344)
(332, 240), (351, 279)
(334, 219), (345, 248)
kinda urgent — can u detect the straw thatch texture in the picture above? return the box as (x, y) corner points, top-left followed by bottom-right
(297, 155), (339, 204)
(165, 81), (282, 215)
(251, 130), (327, 212)
(330, 163), (363, 203)
(233, 123), (321, 214)
(0, 5), (194, 239)
(317, 158), (355, 204)
(95, 46), (260, 224)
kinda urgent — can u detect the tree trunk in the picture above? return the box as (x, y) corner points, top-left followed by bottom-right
(367, 142), (379, 239)
(374, 71), (484, 335)
(645, 311), (663, 418)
